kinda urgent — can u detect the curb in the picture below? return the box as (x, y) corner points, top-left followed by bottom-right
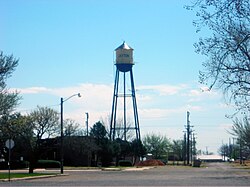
(124, 166), (155, 171)
(0, 173), (68, 182)
(101, 168), (122, 171)
(101, 166), (155, 171)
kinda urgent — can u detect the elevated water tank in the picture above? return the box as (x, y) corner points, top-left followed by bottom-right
(115, 42), (134, 72)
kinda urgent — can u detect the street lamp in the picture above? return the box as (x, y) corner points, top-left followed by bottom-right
(85, 112), (89, 136)
(60, 93), (81, 174)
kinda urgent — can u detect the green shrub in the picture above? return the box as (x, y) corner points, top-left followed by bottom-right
(12, 161), (29, 169)
(118, 160), (132, 167)
(36, 160), (60, 168)
(0, 162), (8, 169)
(0, 161), (29, 169)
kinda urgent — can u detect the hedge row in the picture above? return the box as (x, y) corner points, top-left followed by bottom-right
(0, 161), (29, 169)
(0, 160), (60, 170)
(35, 160), (60, 168)
(118, 160), (133, 166)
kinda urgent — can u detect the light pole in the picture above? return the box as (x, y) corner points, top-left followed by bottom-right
(60, 93), (81, 174)
(85, 112), (89, 136)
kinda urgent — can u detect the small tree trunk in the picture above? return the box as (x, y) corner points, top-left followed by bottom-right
(29, 158), (35, 174)
(29, 165), (34, 174)
(28, 151), (37, 174)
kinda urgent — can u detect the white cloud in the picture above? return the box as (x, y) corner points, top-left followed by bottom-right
(14, 83), (113, 107)
(14, 83), (205, 121)
(139, 104), (203, 121)
(14, 87), (50, 94)
(218, 123), (233, 130)
(200, 86), (210, 92)
(189, 89), (202, 97)
(218, 103), (234, 109)
(186, 86), (220, 103)
(137, 94), (152, 102)
(188, 88), (218, 98)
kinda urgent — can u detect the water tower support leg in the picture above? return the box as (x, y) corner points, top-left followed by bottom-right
(130, 69), (141, 141)
(110, 69), (120, 140)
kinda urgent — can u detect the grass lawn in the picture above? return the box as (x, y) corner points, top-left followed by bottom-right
(0, 173), (54, 180)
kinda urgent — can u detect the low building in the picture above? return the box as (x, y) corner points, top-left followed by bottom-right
(196, 155), (228, 162)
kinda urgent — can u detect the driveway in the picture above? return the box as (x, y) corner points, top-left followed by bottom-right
(3, 162), (250, 186)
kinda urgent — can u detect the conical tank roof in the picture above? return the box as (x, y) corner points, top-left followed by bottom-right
(115, 41), (133, 51)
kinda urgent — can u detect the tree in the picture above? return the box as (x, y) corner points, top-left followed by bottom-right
(219, 144), (230, 160)
(30, 106), (59, 139)
(231, 116), (250, 150)
(171, 140), (184, 161)
(90, 121), (114, 166)
(0, 113), (33, 162)
(90, 121), (107, 144)
(112, 118), (135, 141)
(0, 51), (20, 115)
(143, 134), (171, 159)
(63, 119), (84, 136)
(63, 136), (99, 166)
(27, 106), (59, 173)
(0, 113), (31, 140)
(187, 0), (250, 113)
(218, 142), (242, 161)
(131, 139), (146, 164)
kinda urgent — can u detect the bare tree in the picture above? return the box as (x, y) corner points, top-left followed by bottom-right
(111, 118), (135, 141)
(27, 106), (59, 173)
(64, 119), (84, 136)
(187, 0), (250, 113)
(30, 106), (59, 139)
(101, 116), (135, 141)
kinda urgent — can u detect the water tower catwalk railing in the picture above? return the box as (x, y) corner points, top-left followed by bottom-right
(110, 42), (141, 142)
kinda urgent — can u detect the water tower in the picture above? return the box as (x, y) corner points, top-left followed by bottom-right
(110, 42), (141, 142)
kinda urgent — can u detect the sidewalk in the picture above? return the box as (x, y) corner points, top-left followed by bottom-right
(0, 166), (155, 181)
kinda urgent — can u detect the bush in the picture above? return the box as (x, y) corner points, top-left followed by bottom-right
(0, 161), (29, 169)
(0, 162), (8, 169)
(118, 160), (132, 167)
(193, 160), (202, 167)
(12, 161), (29, 169)
(36, 160), (60, 168)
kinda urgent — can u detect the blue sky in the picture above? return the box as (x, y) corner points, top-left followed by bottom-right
(1, 0), (235, 153)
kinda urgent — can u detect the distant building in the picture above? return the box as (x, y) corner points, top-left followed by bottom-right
(197, 155), (228, 162)
(40, 136), (99, 167)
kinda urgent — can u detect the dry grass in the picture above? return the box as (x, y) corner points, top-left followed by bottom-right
(231, 160), (250, 169)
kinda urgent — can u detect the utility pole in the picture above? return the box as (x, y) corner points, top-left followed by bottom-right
(85, 112), (90, 166)
(183, 132), (186, 165)
(232, 137), (236, 160)
(186, 111), (190, 165)
(193, 133), (196, 160)
(60, 98), (64, 174)
(190, 132), (193, 163)
(229, 138), (232, 160)
(239, 138), (243, 164)
(85, 112), (89, 136)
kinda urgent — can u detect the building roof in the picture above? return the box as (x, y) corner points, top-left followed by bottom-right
(197, 155), (227, 161)
(115, 41), (133, 51)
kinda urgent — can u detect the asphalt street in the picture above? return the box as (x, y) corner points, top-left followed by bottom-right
(1, 162), (250, 186)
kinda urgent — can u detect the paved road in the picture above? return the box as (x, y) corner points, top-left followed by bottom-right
(2, 162), (250, 186)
